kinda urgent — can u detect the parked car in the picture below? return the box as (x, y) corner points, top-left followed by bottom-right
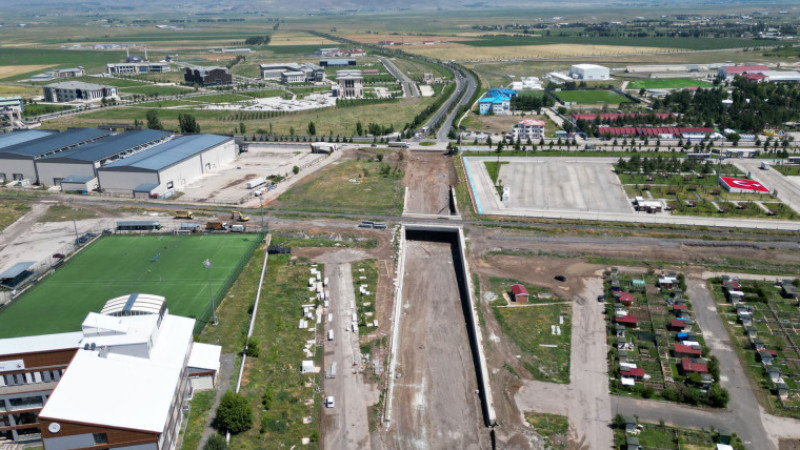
(325, 396), (335, 408)
(52, 253), (66, 259)
(555, 275), (566, 282)
(597, 295), (605, 303)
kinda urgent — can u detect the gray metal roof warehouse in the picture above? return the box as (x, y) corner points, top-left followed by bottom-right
(99, 134), (232, 172)
(0, 128), (110, 160)
(0, 130), (54, 150)
(38, 130), (172, 165)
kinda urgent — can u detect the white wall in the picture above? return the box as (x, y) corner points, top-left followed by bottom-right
(0, 159), (37, 183)
(199, 140), (236, 172)
(36, 162), (95, 187)
(98, 170), (159, 194)
(155, 157), (203, 196)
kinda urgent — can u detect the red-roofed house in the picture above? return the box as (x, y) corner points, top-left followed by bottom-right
(670, 318), (688, 330)
(672, 304), (688, 314)
(722, 280), (742, 290)
(510, 284), (529, 303)
(616, 315), (638, 328)
(681, 358), (709, 374)
(673, 343), (702, 358)
(620, 367), (645, 379)
(618, 292), (634, 306)
(744, 73), (767, 82)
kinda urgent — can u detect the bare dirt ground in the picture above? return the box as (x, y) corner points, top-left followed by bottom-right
(386, 239), (486, 450)
(403, 152), (456, 215)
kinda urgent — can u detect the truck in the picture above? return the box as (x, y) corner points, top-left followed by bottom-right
(231, 211), (250, 222)
(388, 141), (410, 148)
(206, 222), (228, 231)
(230, 224), (246, 232)
(246, 177), (267, 189)
(253, 187), (266, 197)
(180, 223), (202, 232)
(173, 210), (193, 219)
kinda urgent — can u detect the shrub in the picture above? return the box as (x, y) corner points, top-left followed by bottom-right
(204, 434), (227, 450)
(216, 391), (253, 434)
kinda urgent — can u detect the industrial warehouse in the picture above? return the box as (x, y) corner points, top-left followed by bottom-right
(0, 129), (236, 197)
(0, 294), (221, 449)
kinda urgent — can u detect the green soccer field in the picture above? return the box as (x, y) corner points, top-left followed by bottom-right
(627, 78), (713, 90)
(0, 234), (259, 338)
(555, 89), (631, 105)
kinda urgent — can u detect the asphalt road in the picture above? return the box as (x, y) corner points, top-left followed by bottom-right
(736, 159), (800, 214)
(378, 57), (419, 98)
(432, 66), (477, 142)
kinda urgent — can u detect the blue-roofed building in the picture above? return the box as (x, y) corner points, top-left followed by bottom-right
(0, 128), (110, 184)
(35, 130), (171, 188)
(97, 134), (235, 198)
(478, 88), (516, 115)
(0, 130), (54, 151)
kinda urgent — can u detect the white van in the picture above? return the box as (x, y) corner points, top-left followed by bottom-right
(327, 330), (334, 341)
(325, 396), (335, 408)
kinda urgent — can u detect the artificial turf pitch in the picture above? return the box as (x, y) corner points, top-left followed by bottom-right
(0, 234), (257, 338)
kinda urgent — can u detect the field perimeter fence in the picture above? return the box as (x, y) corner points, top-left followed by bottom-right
(193, 231), (265, 335)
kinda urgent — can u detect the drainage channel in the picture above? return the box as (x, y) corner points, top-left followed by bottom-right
(384, 224), (495, 448)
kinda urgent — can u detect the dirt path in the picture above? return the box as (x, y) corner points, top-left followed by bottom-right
(197, 353), (235, 448)
(515, 277), (612, 449)
(403, 153), (455, 215)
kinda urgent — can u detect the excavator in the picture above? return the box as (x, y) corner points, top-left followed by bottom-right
(231, 210), (250, 222)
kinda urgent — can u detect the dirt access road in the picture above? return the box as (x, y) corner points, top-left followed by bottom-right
(403, 152), (457, 215)
(386, 239), (487, 450)
(322, 262), (373, 450)
(514, 277), (613, 449)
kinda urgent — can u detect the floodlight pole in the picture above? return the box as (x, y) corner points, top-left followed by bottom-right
(70, 199), (79, 245)
(260, 202), (265, 233)
(204, 259), (218, 325)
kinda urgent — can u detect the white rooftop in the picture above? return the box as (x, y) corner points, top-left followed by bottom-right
(0, 332), (83, 357)
(188, 342), (221, 372)
(101, 293), (165, 316)
(39, 314), (196, 433)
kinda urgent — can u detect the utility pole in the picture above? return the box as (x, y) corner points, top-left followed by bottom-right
(203, 259), (218, 325)
(70, 200), (79, 245)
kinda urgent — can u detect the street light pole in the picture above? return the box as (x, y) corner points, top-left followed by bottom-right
(203, 259), (218, 325)
(260, 202), (264, 233)
(70, 200), (79, 245)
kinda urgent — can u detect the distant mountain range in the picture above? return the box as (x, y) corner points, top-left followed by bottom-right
(0, 0), (794, 16)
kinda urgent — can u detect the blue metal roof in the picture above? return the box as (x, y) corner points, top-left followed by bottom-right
(101, 134), (231, 172)
(0, 130), (54, 150)
(39, 130), (171, 163)
(0, 262), (35, 279)
(0, 128), (110, 159)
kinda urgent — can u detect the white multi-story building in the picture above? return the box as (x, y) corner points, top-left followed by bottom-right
(332, 70), (364, 99)
(1, 294), (220, 449)
(259, 63), (325, 83)
(42, 81), (118, 103)
(512, 119), (545, 141)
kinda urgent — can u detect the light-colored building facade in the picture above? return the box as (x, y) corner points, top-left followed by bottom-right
(512, 119), (545, 141)
(97, 134), (236, 198)
(332, 70), (363, 99)
(259, 63), (325, 83)
(106, 62), (170, 75)
(570, 64), (610, 81)
(42, 81), (118, 103)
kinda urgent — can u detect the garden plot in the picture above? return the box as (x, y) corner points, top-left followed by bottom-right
(604, 268), (730, 408)
(711, 277), (800, 417)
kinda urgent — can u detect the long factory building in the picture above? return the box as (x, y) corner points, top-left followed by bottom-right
(0, 129), (236, 197)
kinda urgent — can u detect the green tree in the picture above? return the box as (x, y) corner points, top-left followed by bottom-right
(376, 153), (384, 162)
(239, 122), (246, 135)
(612, 413), (625, 429)
(146, 110), (163, 130)
(292, 165), (300, 175)
(261, 385), (274, 410)
(245, 337), (259, 357)
(216, 391), (253, 434)
(707, 384), (729, 408)
(178, 113), (200, 134)
(204, 434), (227, 450)
(289, 126), (295, 137)
(356, 121), (363, 136)
(308, 121), (316, 136)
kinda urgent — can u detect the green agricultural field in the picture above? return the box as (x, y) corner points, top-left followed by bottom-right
(460, 34), (755, 50)
(0, 234), (259, 338)
(627, 78), (713, 90)
(0, 48), (126, 81)
(493, 303), (571, 384)
(554, 89), (630, 105)
(273, 153), (405, 215)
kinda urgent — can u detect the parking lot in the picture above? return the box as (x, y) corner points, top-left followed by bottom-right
(465, 157), (631, 215)
(180, 143), (330, 204)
